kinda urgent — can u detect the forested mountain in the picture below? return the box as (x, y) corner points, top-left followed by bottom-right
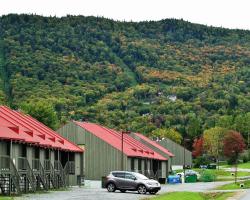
(1, 14), (250, 141)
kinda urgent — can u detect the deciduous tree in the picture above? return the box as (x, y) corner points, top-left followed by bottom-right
(223, 130), (245, 158)
(203, 127), (227, 158)
(192, 137), (204, 158)
(152, 128), (183, 144)
(21, 101), (59, 130)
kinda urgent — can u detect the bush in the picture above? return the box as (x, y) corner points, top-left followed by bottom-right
(193, 156), (210, 168)
(200, 170), (217, 182)
(242, 155), (248, 163)
(227, 156), (237, 165)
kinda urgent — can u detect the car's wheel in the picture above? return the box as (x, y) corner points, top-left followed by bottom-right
(120, 189), (126, 193)
(138, 185), (147, 194)
(107, 183), (116, 192)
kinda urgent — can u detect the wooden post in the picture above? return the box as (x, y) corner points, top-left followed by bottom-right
(235, 154), (238, 184)
(183, 145), (186, 177)
(121, 132), (124, 171)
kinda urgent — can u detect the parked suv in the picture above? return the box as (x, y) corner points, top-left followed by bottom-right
(104, 171), (161, 194)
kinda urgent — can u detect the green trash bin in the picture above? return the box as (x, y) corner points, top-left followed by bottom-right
(185, 174), (197, 183)
(207, 164), (217, 169)
(101, 176), (107, 188)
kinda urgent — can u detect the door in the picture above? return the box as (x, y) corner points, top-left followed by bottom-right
(112, 172), (126, 189)
(60, 151), (68, 167)
(152, 160), (158, 174)
(124, 172), (137, 189)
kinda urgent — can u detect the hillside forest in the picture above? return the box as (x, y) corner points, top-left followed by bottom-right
(1, 14), (250, 148)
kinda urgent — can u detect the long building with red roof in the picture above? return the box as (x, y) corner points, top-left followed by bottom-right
(131, 132), (192, 168)
(0, 106), (84, 195)
(58, 121), (171, 180)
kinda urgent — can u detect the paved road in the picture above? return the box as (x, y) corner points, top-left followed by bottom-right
(240, 189), (250, 200)
(15, 181), (231, 200)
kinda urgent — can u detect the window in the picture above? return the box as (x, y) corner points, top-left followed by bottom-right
(55, 151), (58, 160)
(158, 161), (162, 170)
(6, 142), (10, 156)
(69, 152), (75, 161)
(34, 148), (39, 159)
(138, 159), (142, 170)
(45, 149), (50, 159)
(112, 172), (125, 178)
(144, 159), (148, 170)
(131, 158), (135, 170)
(125, 173), (136, 180)
(21, 144), (27, 157)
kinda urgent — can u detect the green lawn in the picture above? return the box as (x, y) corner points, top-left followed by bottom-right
(0, 197), (14, 200)
(195, 169), (250, 177)
(222, 162), (250, 169)
(173, 168), (250, 182)
(144, 192), (234, 200)
(216, 180), (250, 190)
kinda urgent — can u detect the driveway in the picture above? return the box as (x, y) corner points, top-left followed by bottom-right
(15, 181), (232, 200)
(240, 189), (250, 200)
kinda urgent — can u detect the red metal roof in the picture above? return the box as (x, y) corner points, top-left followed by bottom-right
(134, 133), (175, 157)
(0, 126), (24, 141)
(75, 121), (167, 161)
(0, 106), (83, 153)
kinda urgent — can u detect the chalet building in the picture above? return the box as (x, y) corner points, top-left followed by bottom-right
(130, 133), (174, 173)
(0, 106), (84, 196)
(57, 122), (170, 180)
(131, 133), (192, 170)
(157, 138), (192, 167)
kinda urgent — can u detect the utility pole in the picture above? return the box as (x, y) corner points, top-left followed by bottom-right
(183, 138), (190, 180)
(121, 132), (124, 171)
(247, 132), (250, 159)
(121, 131), (131, 171)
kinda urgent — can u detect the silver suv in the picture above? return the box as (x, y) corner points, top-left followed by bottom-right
(104, 171), (161, 194)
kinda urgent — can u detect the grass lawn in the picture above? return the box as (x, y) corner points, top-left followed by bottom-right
(144, 192), (234, 200)
(175, 168), (250, 177)
(216, 180), (250, 190)
(196, 169), (250, 177)
(222, 162), (250, 169)
(0, 197), (14, 200)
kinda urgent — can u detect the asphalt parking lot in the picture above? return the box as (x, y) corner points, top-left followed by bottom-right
(15, 181), (231, 200)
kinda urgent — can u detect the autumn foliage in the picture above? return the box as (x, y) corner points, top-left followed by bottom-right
(223, 130), (246, 158)
(192, 137), (204, 158)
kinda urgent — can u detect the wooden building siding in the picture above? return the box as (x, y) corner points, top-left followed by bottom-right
(57, 122), (127, 180)
(158, 139), (192, 166)
(130, 133), (170, 174)
(0, 139), (82, 186)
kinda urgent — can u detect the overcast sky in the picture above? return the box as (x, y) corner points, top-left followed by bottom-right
(1, 0), (250, 30)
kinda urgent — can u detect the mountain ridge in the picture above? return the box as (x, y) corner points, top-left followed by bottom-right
(1, 14), (250, 139)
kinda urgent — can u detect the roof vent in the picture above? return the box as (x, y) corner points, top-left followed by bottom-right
(38, 134), (46, 140)
(24, 130), (33, 137)
(131, 147), (137, 151)
(9, 126), (19, 134)
(49, 137), (56, 142)
(58, 139), (64, 144)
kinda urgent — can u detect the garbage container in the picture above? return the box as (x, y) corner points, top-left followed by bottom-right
(101, 176), (107, 188)
(158, 178), (166, 184)
(207, 164), (217, 169)
(167, 175), (181, 184)
(77, 175), (85, 186)
(185, 174), (197, 183)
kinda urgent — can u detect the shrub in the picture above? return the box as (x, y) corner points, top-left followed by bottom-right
(242, 155), (248, 163)
(193, 156), (210, 168)
(200, 170), (217, 182)
(227, 156), (237, 165)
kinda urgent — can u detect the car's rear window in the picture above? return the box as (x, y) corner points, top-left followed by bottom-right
(112, 172), (125, 178)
